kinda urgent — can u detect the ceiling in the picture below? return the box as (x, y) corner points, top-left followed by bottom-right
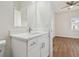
(14, 1), (79, 13)
(50, 1), (79, 13)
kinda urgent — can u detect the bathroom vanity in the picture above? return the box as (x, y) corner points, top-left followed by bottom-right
(12, 1), (51, 57)
(10, 32), (49, 57)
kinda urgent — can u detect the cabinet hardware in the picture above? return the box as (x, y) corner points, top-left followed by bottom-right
(41, 43), (45, 48)
(30, 42), (36, 46)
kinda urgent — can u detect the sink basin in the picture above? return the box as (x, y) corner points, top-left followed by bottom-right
(29, 32), (39, 35)
(10, 31), (48, 41)
(20, 32), (39, 37)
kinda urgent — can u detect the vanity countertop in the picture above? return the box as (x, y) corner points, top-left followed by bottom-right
(10, 31), (48, 41)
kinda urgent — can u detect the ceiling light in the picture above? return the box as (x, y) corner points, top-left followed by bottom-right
(70, 6), (74, 8)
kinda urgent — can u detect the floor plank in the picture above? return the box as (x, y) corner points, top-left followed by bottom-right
(53, 36), (79, 57)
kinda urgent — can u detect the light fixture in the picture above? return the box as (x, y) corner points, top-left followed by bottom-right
(70, 6), (74, 8)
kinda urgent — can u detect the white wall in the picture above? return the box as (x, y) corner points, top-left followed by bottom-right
(55, 10), (79, 38)
(27, 1), (54, 32)
(26, 2), (37, 31)
(0, 2), (13, 39)
(0, 2), (13, 57)
(36, 2), (51, 31)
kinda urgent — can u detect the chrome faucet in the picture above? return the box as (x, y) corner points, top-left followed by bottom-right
(28, 27), (32, 33)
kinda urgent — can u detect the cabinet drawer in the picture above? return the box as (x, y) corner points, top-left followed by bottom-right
(28, 38), (38, 50)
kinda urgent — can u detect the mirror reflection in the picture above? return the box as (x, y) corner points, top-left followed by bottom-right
(13, 1), (31, 27)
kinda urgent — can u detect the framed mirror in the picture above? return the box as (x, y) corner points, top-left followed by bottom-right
(13, 1), (31, 27)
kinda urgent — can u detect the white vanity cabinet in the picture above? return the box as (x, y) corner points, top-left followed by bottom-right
(11, 33), (49, 57)
(39, 34), (49, 57)
(12, 38), (27, 57)
(27, 38), (40, 57)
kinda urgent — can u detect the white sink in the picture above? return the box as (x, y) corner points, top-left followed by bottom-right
(28, 32), (39, 35)
(10, 31), (48, 41)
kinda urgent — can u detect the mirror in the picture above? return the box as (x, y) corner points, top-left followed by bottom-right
(13, 1), (31, 27)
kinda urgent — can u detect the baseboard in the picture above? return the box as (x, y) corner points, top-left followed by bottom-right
(55, 35), (79, 39)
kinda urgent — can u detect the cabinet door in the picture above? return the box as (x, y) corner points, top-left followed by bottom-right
(28, 38), (40, 57)
(12, 38), (27, 57)
(39, 34), (49, 57)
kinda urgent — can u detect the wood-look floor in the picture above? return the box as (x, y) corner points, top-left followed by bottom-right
(53, 36), (79, 57)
